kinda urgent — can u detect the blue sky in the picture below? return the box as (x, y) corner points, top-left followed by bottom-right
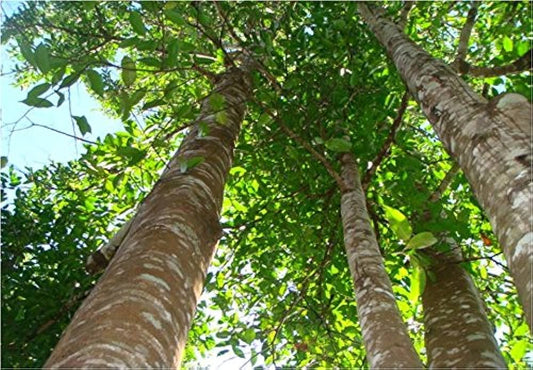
(1, 1), (122, 173)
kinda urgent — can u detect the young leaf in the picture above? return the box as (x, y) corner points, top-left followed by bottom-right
(383, 205), (412, 242)
(72, 115), (91, 136)
(409, 265), (425, 304)
(86, 70), (104, 96)
(325, 138), (352, 153)
(129, 11), (146, 35)
(34, 44), (51, 73)
(21, 97), (54, 108)
(406, 231), (438, 250)
(502, 36), (513, 53)
(27, 83), (51, 98)
(121, 56), (137, 86)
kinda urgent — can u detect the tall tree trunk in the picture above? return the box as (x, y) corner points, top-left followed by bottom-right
(45, 64), (253, 368)
(358, 3), (532, 329)
(340, 153), (423, 368)
(422, 246), (507, 368)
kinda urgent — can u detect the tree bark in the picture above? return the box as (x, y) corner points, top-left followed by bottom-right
(45, 63), (253, 368)
(358, 3), (533, 329)
(340, 153), (423, 369)
(422, 247), (507, 368)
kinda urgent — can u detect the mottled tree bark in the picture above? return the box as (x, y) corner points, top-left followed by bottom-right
(340, 153), (423, 368)
(358, 3), (532, 329)
(45, 64), (252, 368)
(422, 246), (507, 368)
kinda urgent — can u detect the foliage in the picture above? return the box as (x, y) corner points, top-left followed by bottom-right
(1, 1), (531, 368)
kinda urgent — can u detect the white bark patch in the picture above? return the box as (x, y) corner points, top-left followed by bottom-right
(512, 232), (532, 263)
(141, 312), (162, 330)
(139, 273), (171, 291)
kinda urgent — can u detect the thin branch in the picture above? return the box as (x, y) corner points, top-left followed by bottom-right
(452, 2), (479, 72)
(466, 48), (533, 77)
(361, 91), (409, 191)
(22, 117), (97, 145)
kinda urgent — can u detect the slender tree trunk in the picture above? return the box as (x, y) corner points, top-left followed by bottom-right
(340, 153), (423, 368)
(422, 247), (507, 368)
(358, 3), (533, 329)
(45, 64), (253, 368)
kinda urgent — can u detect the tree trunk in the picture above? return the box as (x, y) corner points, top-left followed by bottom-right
(340, 153), (423, 368)
(45, 64), (253, 368)
(422, 247), (507, 368)
(358, 3), (532, 329)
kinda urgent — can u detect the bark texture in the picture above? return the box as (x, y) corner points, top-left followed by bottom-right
(45, 64), (252, 368)
(422, 247), (507, 368)
(358, 3), (533, 329)
(340, 153), (423, 369)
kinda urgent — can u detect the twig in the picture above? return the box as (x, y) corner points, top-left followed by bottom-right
(22, 117), (97, 145)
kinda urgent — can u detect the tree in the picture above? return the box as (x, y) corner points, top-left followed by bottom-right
(358, 2), (532, 327)
(44, 61), (253, 368)
(339, 152), (422, 368)
(1, 1), (531, 368)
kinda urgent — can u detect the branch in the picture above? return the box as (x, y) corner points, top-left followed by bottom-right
(361, 91), (409, 191)
(465, 48), (533, 77)
(452, 2), (479, 72)
(397, 1), (414, 31)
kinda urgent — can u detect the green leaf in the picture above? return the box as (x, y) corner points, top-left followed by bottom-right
(1, 156), (8, 169)
(142, 99), (165, 110)
(56, 91), (65, 107)
(241, 328), (256, 344)
(510, 339), (528, 362)
(383, 205), (412, 242)
(325, 138), (352, 153)
(409, 265), (425, 304)
(18, 40), (37, 68)
(116, 146), (146, 166)
(129, 11), (146, 35)
(502, 36), (513, 53)
(86, 70), (104, 96)
(27, 83), (51, 98)
(59, 73), (81, 89)
(406, 232), (438, 250)
(164, 9), (185, 26)
(215, 111), (228, 125)
(34, 44), (51, 73)
(139, 57), (161, 68)
(72, 115), (91, 136)
(129, 89), (146, 107)
(121, 56), (137, 86)
(232, 345), (245, 358)
(21, 97), (54, 108)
